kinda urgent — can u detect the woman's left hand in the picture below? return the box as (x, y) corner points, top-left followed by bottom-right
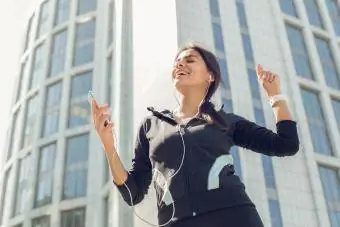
(256, 64), (281, 97)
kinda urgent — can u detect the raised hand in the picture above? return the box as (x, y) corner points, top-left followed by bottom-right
(91, 99), (116, 152)
(255, 64), (281, 97)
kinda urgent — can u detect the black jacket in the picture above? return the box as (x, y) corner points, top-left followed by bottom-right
(114, 106), (299, 224)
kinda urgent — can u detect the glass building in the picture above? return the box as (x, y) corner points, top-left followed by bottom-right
(0, 0), (340, 226)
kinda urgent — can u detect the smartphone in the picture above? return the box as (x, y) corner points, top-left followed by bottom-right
(88, 90), (109, 127)
(88, 90), (97, 106)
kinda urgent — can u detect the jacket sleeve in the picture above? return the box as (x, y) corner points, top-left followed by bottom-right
(229, 115), (300, 156)
(113, 118), (152, 206)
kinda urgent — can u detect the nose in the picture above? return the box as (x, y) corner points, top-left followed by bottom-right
(175, 59), (185, 69)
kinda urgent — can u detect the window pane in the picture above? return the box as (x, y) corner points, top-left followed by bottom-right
(286, 25), (314, 79)
(63, 170), (87, 199)
(315, 37), (340, 89)
(325, 0), (340, 36)
(32, 216), (50, 227)
(61, 208), (86, 227)
(248, 68), (260, 99)
(269, 199), (283, 227)
(63, 134), (89, 199)
(13, 155), (32, 216)
(50, 30), (68, 77)
(7, 109), (21, 160)
(24, 15), (34, 51)
(222, 98), (233, 113)
(107, 1), (114, 46)
(242, 34), (254, 62)
(30, 43), (46, 90)
(218, 58), (230, 88)
(68, 72), (92, 128)
(73, 19), (96, 66)
(209, 0), (220, 17)
(301, 89), (333, 155)
(66, 135), (89, 165)
(329, 211), (340, 227)
(254, 107), (265, 127)
(0, 168), (11, 224)
(262, 156), (276, 188)
(77, 0), (97, 15)
(107, 55), (112, 106)
(35, 144), (56, 207)
(319, 166), (340, 227)
(16, 60), (28, 102)
(55, 0), (70, 25)
(42, 83), (62, 137)
(22, 95), (38, 148)
(293, 53), (314, 79)
(236, 2), (248, 29)
(304, 0), (324, 28)
(279, 0), (298, 17)
(37, 0), (50, 38)
(212, 22), (225, 53)
(331, 99), (340, 131)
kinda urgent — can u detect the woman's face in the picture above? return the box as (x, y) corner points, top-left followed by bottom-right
(172, 49), (212, 91)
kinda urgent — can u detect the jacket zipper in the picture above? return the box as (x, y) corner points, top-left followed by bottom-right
(179, 120), (196, 217)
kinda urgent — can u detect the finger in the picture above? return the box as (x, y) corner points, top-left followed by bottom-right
(97, 104), (109, 117)
(91, 99), (99, 117)
(261, 71), (267, 81)
(256, 64), (263, 78)
(270, 73), (276, 83)
(266, 71), (272, 81)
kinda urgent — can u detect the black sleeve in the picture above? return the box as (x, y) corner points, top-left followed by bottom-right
(113, 118), (152, 206)
(231, 118), (300, 157)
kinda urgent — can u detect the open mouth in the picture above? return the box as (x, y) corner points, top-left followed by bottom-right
(175, 70), (190, 77)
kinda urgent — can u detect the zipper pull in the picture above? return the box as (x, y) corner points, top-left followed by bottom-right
(178, 124), (185, 135)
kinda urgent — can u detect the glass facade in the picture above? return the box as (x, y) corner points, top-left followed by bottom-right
(319, 166), (340, 226)
(49, 30), (68, 77)
(301, 89), (333, 155)
(68, 72), (92, 128)
(0, 0), (104, 225)
(13, 155), (32, 216)
(63, 134), (89, 199)
(35, 144), (56, 207)
(73, 19), (96, 66)
(61, 208), (86, 227)
(286, 24), (314, 80)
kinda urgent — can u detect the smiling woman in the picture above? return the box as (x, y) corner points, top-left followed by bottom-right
(91, 42), (300, 227)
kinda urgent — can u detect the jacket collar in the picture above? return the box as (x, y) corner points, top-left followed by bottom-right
(147, 107), (178, 125)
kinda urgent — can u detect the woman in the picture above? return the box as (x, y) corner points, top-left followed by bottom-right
(91, 43), (300, 227)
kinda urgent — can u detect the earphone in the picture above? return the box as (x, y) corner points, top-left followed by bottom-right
(208, 74), (214, 83)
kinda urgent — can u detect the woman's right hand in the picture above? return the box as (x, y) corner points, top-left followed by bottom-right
(91, 99), (116, 152)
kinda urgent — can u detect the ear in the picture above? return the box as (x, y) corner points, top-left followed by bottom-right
(208, 73), (215, 82)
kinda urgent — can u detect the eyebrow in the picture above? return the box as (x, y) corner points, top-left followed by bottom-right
(176, 54), (199, 61)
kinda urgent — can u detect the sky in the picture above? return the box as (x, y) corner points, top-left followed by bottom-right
(0, 1), (24, 172)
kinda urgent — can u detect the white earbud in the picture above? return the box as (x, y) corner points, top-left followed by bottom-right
(208, 74), (213, 82)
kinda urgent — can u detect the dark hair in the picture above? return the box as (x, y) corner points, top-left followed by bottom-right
(175, 42), (229, 132)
